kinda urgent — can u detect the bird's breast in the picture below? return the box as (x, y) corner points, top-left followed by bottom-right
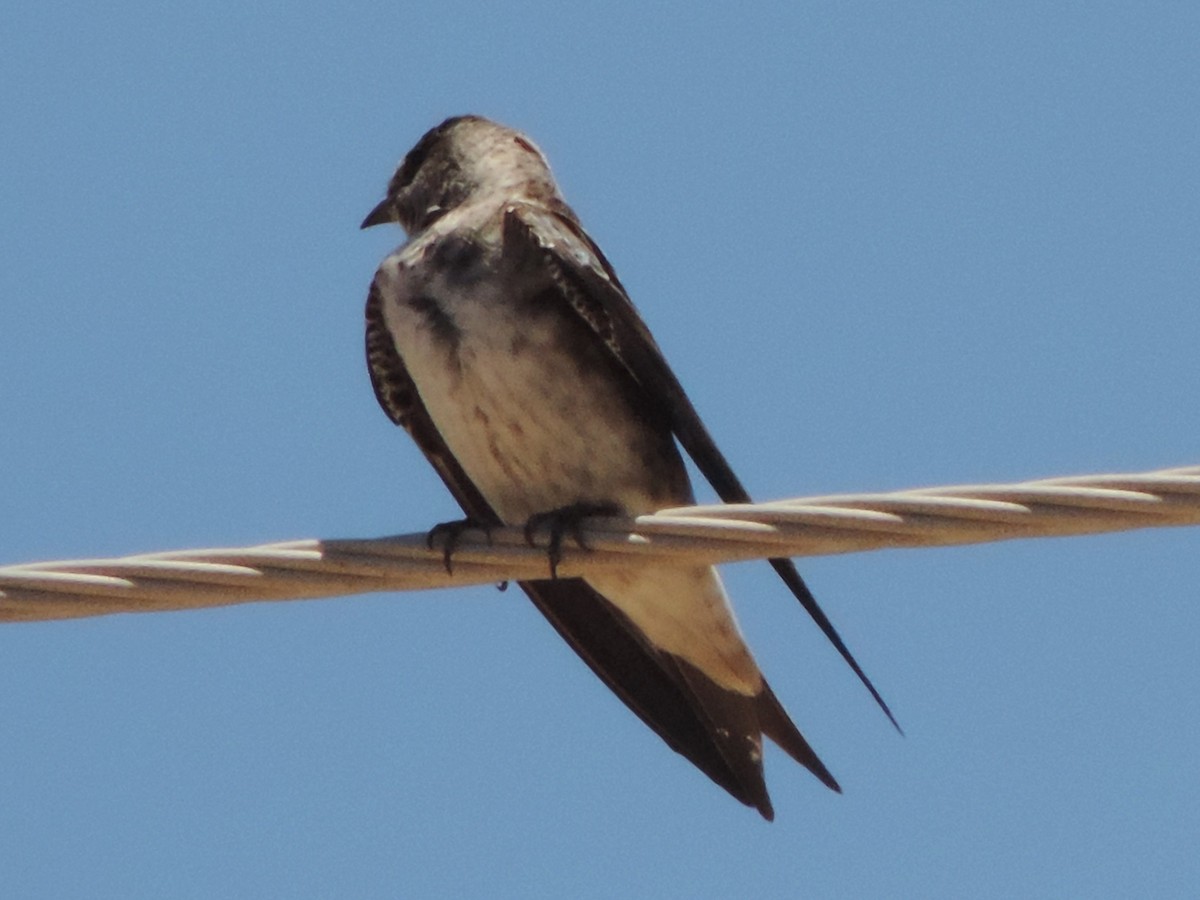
(380, 260), (686, 523)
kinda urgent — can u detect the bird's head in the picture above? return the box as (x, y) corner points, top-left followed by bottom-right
(361, 115), (559, 235)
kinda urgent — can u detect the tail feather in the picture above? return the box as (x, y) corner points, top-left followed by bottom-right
(519, 576), (840, 818)
(758, 681), (841, 793)
(673, 657), (776, 819)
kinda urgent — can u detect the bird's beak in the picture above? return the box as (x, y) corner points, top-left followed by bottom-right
(360, 198), (398, 229)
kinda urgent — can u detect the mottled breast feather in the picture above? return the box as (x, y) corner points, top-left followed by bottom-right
(365, 278), (497, 522)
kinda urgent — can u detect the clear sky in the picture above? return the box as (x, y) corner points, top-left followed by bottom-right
(2, 3), (1198, 898)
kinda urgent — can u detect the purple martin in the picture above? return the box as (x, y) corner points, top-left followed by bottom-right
(361, 115), (893, 819)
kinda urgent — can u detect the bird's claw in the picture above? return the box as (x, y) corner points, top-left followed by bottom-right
(523, 502), (620, 578)
(426, 517), (493, 575)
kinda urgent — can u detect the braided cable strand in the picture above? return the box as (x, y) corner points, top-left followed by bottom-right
(2, 464), (1197, 623)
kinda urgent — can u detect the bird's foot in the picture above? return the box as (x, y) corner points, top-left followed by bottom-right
(426, 517), (494, 575)
(523, 502), (621, 578)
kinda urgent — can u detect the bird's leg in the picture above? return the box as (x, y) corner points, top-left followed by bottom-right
(426, 517), (495, 575)
(523, 502), (621, 578)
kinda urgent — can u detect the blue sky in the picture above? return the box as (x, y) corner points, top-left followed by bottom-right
(2, 3), (1198, 897)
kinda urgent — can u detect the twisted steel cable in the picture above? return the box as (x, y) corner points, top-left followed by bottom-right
(2, 464), (1197, 623)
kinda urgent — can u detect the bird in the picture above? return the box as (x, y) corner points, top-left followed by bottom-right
(360, 115), (893, 819)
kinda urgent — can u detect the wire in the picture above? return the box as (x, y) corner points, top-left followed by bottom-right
(3, 464), (1197, 623)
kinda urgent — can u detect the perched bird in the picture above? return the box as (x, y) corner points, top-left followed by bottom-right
(361, 115), (891, 819)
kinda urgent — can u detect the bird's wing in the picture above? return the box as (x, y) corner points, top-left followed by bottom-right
(367, 279), (833, 817)
(503, 202), (898, 730)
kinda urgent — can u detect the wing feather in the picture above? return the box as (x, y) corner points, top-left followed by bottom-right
(503, 203), (898, 730)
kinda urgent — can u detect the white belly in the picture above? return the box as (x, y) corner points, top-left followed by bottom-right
(383, 270), (675, 523)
